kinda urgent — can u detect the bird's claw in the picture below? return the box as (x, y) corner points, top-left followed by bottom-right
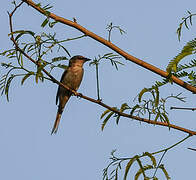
(76, 93), (83, 98)
(97, 98), (102, 103)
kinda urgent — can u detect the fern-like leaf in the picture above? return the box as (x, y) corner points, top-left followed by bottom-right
(166, 38), (196, 73)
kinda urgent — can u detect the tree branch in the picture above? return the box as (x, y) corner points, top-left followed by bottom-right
(7, 1), (196, 136)
(22, 0), (196, 94)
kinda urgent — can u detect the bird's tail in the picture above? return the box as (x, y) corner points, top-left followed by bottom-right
(51, 110), (62, 134)
(51, 95), (70, 135)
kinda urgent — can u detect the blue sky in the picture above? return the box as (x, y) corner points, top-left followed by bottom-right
(1, 0), (196, 179)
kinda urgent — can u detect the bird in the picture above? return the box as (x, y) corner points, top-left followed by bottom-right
(51, 55), (91, 134)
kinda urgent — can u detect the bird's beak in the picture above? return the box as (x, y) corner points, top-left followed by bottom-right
(84, 58), (91, 62)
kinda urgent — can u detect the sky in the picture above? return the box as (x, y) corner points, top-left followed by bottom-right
(0, 0), (196, 179)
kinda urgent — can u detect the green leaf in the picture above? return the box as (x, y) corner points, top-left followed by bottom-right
(135, 157), (145, 177)
(154, 86), (159, 107)
(35, 3), (41, 7)
(5, 75), (15, 101)
(184, 19), (189, 29)
(143, 152), (157, 168)
(135, 165), (153, 180)
(166, 38), (196, 73)
(159, 164), (171, 180)
(154, 111), (160, 122)
(153, 177), (158, 180)
(101, 109), (111, 119)
(42, 4), (53, 10)
(8, 30), (35, 41)
(162, 113), (170, 129)
(9, 30), (35, 37)
(60, 45), (71, 57)
(130, 104), (140, 116)
(190, 14), (193, 25)
(52, 56), (68, 62)
(116, 103), (129, 124)
(101, 111), (114, 131)
(21, 72), (34, 85)
(41, 18), (49, 28)
(138, 88), (148, 102)
(49, 21), (58, 28)
(176, 24), (182, 41)
(123, 157), (136, 180)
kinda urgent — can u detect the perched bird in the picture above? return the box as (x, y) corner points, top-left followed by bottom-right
(51, 55), (90, 134)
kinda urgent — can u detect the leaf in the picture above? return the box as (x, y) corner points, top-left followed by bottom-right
(135, 165), (153, 180)
(190, 14), (193, 25)
(52, 56), (67, 62)
(162, 113), (170, 129)
(184, 19), (189, 29)
(41, 18), (49, 28)
(42, 4), (53, 10)
(115, 168), (118, 180)
(5, 75), (15, 101)
(101, 111), (114, 131)
(9, 30), (35, 37)
(166, 38), (196, 73)
(138, 88), (149, 102)
(21, 72), (34, 85)
(60, 45), (71, 57)
(19, 52), (23, 67)
(35, 3), (41, 7)
(143, 152), (157, 168)
(159, 164), (171, 180)
(154, 111), (160, 122)
(123, 157), (136, 180)
(154, 86), (159, 107)
(135, 157), (145, 177)
(176, 24), (182, 41)
(101, 109), (112, 119)
(10, 30), (35, 41)
(130, 104), (140, 116)
(49, 21), (58, 28)
(116, 103), (129, 124)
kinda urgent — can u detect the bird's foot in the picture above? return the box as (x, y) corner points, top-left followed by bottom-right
(76, 92), (83, 98)
(97, 98), (102, 103)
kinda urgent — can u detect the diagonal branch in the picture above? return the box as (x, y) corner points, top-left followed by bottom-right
(7, 1), (196, 136)
(22, 0), (196, 94)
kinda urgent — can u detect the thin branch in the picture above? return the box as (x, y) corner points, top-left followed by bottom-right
(153, 150), (167, 177)
(188, 147), (196, 151)
(7, 1), (196, 136)
(22, 0), (196, 94)
(170, 106), (196, 111)
(95, 63), (101, 100)
(152, 134), (191, 155)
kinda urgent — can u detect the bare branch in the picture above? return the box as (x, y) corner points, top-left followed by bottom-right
(22, 0), (196, 94)
(7, 0), (196, 136)
(170, 107), (196, 111)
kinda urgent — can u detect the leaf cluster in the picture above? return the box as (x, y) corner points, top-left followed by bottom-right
(101, 85), (186, 131)
(0, 29), (87, 100)
(106, 22), (126, 42)
(103, 150), (170, 180)
(177, 11), (196, 41)
(89, 53), (124, 70)
(165, 38), (196, 86)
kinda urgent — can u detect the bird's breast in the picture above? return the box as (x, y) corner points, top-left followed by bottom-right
(66, 66), (84, 90)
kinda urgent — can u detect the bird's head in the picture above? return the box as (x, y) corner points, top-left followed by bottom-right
(69, 55), (91, 67)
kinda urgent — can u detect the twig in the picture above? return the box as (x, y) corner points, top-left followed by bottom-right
(170, 107), (196, 111)
(22, 0), (196, 94)
(7, 1), (196, 136)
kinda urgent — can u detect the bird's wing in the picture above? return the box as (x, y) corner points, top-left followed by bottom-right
(56, 86), (60, 105)
(56, 70), (67, 105)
